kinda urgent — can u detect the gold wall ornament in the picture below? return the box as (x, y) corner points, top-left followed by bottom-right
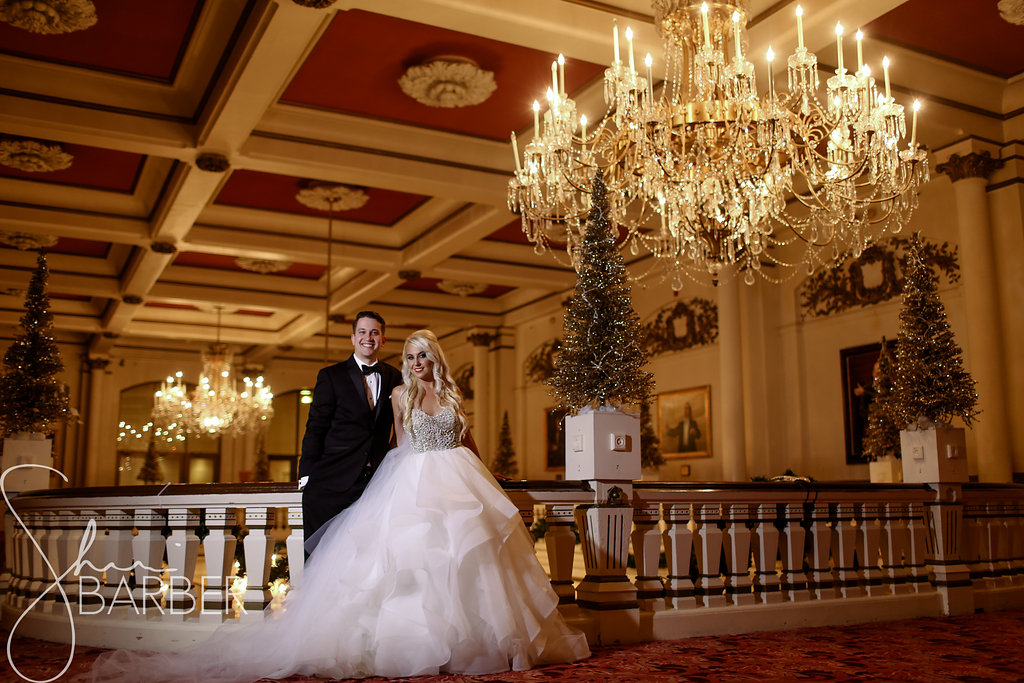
(0, 138), (73, 172)
(508, 1), (929, 287)
(935, 151), (1003, 183)
(799, 236), (960, 319)
(235, 257), (293, 274)
(998, 0), (1024, 25)
(641, 298), (718, 356)
(398, 57), (497, 109)
(437, 279), (487, 297)
(0, 0), (97, 34)
(295, 180), (369, 212)
(524, 338), (561, 384)
(0, 231), (58, 250)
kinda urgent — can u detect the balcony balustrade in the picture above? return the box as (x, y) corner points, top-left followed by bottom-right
(3, 479), (1023, 652)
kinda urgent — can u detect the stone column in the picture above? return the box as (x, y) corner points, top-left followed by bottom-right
(467, 330), (498, 461)
(717, 278), (747, 480)
(83, 356), (110, 486)
(935, 152), (1012, 482)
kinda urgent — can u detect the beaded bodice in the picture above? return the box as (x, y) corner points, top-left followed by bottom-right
(410, 407), (459, 452)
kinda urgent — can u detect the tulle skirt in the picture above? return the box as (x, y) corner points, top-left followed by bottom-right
(87, 442), (590, 682)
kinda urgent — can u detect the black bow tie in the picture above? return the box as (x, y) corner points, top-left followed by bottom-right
(361, 364), (381, 375)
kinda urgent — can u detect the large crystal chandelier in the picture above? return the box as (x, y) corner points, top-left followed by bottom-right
(151, 310), (274, 437)
(507, 1), (929, 287)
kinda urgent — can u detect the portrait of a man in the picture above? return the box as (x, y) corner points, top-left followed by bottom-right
(657, 386), (711, 458)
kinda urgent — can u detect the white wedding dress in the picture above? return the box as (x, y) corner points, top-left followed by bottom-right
(89, 408), (590, 682)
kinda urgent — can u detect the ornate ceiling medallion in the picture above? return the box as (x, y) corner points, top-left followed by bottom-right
(0, 0), (97, 34)
(235, 257), (293, 274)
(398, 57), (497, 108)
(0, 138), (73, 173)
(0, 231), (58, 250)
(437, 280), (487, 297)
(295, 180), (369, 212)
(998, 0), (1024, 25)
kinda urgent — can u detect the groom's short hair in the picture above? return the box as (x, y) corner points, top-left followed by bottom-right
(353, 310), (386, 335)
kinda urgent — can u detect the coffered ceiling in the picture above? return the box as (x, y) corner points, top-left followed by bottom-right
(1, 0), (1021, 364)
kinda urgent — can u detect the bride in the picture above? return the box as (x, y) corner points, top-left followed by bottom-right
(89, 329), (590, 681)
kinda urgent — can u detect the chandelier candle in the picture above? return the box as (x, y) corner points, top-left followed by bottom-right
(796, 5), (804, 50)
(835, 23), (844, 73)
(856, 29), (864, 73)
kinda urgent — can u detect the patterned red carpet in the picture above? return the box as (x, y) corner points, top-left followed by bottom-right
(4, 610), (1024, 682)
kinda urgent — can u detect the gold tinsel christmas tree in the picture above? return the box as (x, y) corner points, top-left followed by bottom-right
(862, 337), (901, 460)
(893, 234), (979, 428)
(548, 170), (654, 412)
(0, 251), (72, 436)
(491, 411), (518, 478)
(639, 400), (665, 469)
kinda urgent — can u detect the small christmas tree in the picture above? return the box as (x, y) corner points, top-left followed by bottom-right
(0, 251), (72, 436)
(492, 411), (518, 478)
(639, 401), (665, 469)
(138, 438), (162, 484)
(893, 234), (979, 428)
(549, 170), (654, 412)
(862, 337), (901, 460)
(253, 429), (271, 482)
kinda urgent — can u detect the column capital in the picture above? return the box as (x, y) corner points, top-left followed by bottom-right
(84, 356), (110, 372)
(467, 330), (499, 347)
(936, 152), (1003, 183)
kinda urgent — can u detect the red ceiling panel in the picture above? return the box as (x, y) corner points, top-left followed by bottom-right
(215, 169), (428, 225)
(49, 237), (111, 258)
(485, 218), (531, 245)
(398, 277), (514, 299)
(173, 251), (326, 280)
(0, 0), (203, 81)
(281, 9), (606, 141)
(866, 0), (1024, 78)
(0, 141), (144, 192)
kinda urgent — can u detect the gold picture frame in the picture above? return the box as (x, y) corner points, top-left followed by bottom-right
(657, 385), (711, 459)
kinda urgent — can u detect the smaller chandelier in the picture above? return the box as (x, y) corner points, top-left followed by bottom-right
(151, 312), (273, 437)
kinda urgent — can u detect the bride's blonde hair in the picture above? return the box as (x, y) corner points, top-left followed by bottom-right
(401, 329), (468, 439)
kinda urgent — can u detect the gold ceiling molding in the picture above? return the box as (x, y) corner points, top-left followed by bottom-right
(0, 231), (58, 250)
(998, 0), (1024, 25)
(235, 257), (293, 274)
(0, 0), (97, 34)
(0, 138), (73, 173)
(437, 280), (487, 297)
(295, 180), (369, 212)
(398, 57), (497, 109)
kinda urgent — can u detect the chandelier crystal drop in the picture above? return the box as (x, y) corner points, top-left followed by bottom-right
(150, 312), (273, 437)
(507, 0), (929, 286)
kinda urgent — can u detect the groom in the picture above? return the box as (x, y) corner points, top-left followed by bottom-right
(298, 310), (403, 540)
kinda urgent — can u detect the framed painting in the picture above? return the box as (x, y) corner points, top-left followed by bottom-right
(545, 406), (569, 470)
(657, 386), (711, 459)
(840, 341), (894, 465)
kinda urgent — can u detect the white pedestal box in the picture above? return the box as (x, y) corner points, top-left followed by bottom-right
(869, 456), (903, 483)
(900, 426), (968, 484)
(564, 410), (641, 482)
(1, 433), (53, 492)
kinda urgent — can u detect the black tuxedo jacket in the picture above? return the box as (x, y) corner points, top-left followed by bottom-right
(298, 355), (403, 495)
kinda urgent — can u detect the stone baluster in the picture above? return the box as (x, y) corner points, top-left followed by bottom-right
(662, 503), (696, 609)
(806, 502), (838, 599)
(881, 503), (912, 594)
(857, 503), (884, 595)
(132, 508), (167, 613)
(25, 510), (52, 607)
(1, 506), (15, 591)
(962, 503), (986, 588)
(285, 506), (304, 590)
(778, 502), (809, 601)
(544, 504), (578, 605)
(201, 507), (237, 620)
(832, 503), (863, 597)
(73, 510), (104, 613)
(751, 502), (782, 603)
(58, 509), (89, 609)
(989, 501), (1012, 586)
(631, 503), (664, 609)
(693, 503), (726, 607)
(165, 508), (200, 616)
(99, 509), (134, 611)
(241, 506), (274, 616)
(722, 502), (754, 605)
(905, 502), (932, 593)
(924, 484), (973, 615)
(11, 510), (32, 606)
(1011, 501), (1024, 584)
